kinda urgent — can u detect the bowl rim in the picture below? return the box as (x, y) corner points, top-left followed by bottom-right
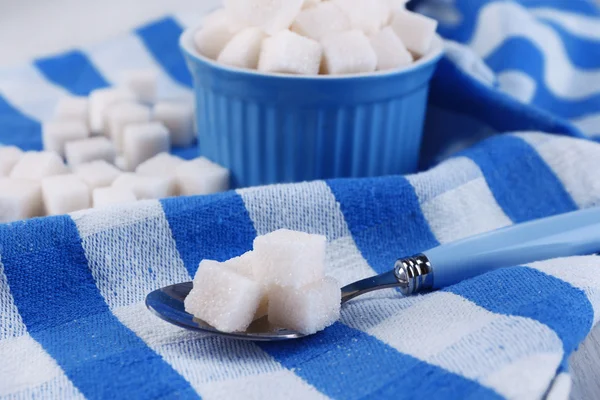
(180, 22), (445, 81)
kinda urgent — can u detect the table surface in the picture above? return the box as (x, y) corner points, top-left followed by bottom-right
(1, 1), (599, 398)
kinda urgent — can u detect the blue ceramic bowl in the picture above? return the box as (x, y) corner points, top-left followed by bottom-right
(180, 26), (444, 188)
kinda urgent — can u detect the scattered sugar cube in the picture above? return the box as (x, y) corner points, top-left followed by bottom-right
(105, 102), (152, 152)
(175, 157), (230, 196)
(112, 173), (175, 200)
(136, 153), (185, 177)
(218, 27), (267, 70)
(370, 27), (413, 70)
(226, 251), (268, 319)
(390, 9), (438, 55)
(54, 96), (89, 123)
(74, 160), (121, 190)
(194, 14), (241, 60)
(118, 69), (158, 104)
(321, 30), (377, 75)
(153, 101), (195, 147)
(292, 2), (350, 40)
(184, 259), (263, 333)
(224, 0), (304, 35)
(42, 120), (90, 157)
(93, 186), (137, 208)
(258, 30), (322, 75)
(10, 151), (68, 181)
(0, 146), (23, 177)
(0, 178), (43, 223)
(252, 229), (326, 288)
(42, 174), (91, 215)
(268, 277), (341, 334)
(65, 137), (116, 167)
(89, 87), (137, 134)
(332, 0), (389, 35)
(122, 122), (170, 170)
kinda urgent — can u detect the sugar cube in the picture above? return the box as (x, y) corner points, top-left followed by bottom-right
(42, 174), (91, 215)
(74, 160), (121, 190)
(370, 27), (413, 70)
(115, 156), (129, 171)
(105, 102), (152, 152)
(226, 251), (268, 319)
(54, 96), (89, 123)
(112, 173), (175, 200)
(321, 30), (377, 75)
(390, 9), (438, 55)
(65, 137), (116, 167)
(175, 157), (230, 196)
(217, 27), (267, 70)
(194, 15), (241, 60)
(258, 30), (322, 75)
(118, 69), (158, 104)
(184, 259), (263, 333)
(42, 120), (90, 157)
(0, 146), (23, 177)
(224, 0), (304, 35)
(268, 277), (341, 334)
(292, 2), (350, 41)
(332, 0), (389, 35)
(10, 151), (68, 181)
(122, 122), (170, 170)
(93, 186), (137, 208)
(388, 0), (408, 11)
(302, 0), (322, 9)
(89, 87), (137, 134)
(252, 229), (326, 288)
(202, 8), (246, 32)
(0, 178), (43, 223)
(135, 153), (185, 177)
(153, 101), (195, 147)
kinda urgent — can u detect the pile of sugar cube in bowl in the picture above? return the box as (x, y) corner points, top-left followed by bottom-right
(0, 0), (440, 336)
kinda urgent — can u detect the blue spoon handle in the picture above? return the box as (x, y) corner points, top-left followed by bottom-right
(396, 207), (600, 294)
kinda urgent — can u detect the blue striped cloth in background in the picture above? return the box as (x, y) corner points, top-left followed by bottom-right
(2, 1), (600, 399)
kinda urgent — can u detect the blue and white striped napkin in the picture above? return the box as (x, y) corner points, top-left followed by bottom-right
(2, 1), (600, 399)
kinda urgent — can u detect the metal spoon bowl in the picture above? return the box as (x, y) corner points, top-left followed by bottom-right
(145, 268), (408, 341)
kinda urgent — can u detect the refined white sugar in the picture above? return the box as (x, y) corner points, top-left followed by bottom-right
(252, 229), (326, 288)
(184, 259), (263, 333)
(0, 178), (43, 222)
(42, 174), (91, 215)
(332, 0), (389, 35)
(118, 69), (158, 104)
(105, 102), (152, 152)
(292, 2), (350, 40)
(65, 137), (116, 167)
(89, 87), (137, 134)
(54, 96), (89, 123)
(10, 151), (68, 181)
(258, 30), (322, 75)
(74, 160), (121, 190)
(112, 173), (175, 199)
(226, 251), (268, 319)
(224, 0), (304, 35)
(122, 122), (170, 170)
(136, 153), (184, 177)
(93, 186), (137, 208)
(217, 27), (267, 70)
(42, 120), (90, 157)
(175, 157), (230, 196)
(268, 277), (341, 334)
(115, 156), (129, 171)
(0, 146), (23, 177)
(321, 30), (377, 74)
(153, 101), (195, 147)
(390, 9), (438, 55)
(370, 27), (413, 70)
(195, 13), (242, 60)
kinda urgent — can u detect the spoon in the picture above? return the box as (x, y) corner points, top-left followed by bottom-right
(146, 207), (600, 341)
